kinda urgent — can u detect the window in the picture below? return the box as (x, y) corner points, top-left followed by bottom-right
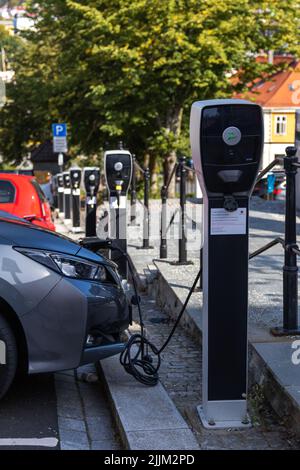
(0, 180), (16, 203)
(275, 115), (287, 135)
(30, 180), (46, 203)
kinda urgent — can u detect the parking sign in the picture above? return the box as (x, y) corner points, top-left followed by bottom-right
(52, 123), (67, 137)
(52, 123), (68, 153)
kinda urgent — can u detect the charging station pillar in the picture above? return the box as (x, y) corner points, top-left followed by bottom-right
(104, 150), (133, 279)
(70, 167), (82, 233)
(63, 171), (71, 222)
(84, 167), (100, 237)
(57, 173), (64, 216)
(190, 99), (264, 428)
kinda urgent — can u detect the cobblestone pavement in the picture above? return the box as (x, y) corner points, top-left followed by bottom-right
(130, 296), (300, 450)
(56, 364), (122, 450)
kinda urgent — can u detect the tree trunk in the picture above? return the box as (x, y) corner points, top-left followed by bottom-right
(164, 106), (183, 198)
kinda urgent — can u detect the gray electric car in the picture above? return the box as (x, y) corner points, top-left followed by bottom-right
(0, 212), (130, 399)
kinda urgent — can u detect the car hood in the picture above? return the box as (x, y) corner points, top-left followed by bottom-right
(0, 218), (114, 267)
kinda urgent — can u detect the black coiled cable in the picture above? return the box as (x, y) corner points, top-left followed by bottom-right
(116, 244), (202, 386)
(120, 334), (161, 386)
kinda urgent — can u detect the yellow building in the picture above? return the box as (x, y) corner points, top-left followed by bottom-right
(240, 58), (300, 167)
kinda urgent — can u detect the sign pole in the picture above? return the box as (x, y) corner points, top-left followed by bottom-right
(58, 152), (64, 174)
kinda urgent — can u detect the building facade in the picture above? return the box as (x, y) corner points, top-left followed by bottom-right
(263, 107), (296, 166)
(239, 57), (300, 169)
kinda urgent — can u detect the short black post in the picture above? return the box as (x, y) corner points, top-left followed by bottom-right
(160, 185), (168, 258)
(178, 156), (188, 264)
(272, 146), (300, 336)
(143, 168), (150, 249)
(199, 247), (203, 291)
(130, 155), (137, 224)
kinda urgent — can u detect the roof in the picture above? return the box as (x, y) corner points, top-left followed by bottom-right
(0, 173), (34, 183)
(255, 54), (295, 65)
(31, 140), (70, 163)
(30, 140), (71, 174)
(238, 59), (300, 108)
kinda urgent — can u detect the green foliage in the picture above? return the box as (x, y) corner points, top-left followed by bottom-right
(0, 0), (299, 174)
(0, 1), (25, 9)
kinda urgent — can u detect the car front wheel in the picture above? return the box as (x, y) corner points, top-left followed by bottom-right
(0, 315), (17, 400)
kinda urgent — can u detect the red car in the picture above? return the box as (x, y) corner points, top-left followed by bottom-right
(0, 173), (56, 231)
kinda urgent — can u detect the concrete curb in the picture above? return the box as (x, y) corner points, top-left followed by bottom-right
(249, 344), (300, 436)
(99, 355), (200, 450)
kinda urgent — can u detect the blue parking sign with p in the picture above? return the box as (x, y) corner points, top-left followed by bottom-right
(52, 123), (67, 138)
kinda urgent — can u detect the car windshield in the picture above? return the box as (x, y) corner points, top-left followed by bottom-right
(0, 180), (16, 203)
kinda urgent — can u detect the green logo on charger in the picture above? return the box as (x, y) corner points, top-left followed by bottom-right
(222, 126), (242, 146)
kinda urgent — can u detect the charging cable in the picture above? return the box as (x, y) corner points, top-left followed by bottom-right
(113, 244), (202, 386)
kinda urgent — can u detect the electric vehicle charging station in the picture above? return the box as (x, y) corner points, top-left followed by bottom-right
(63, 171), (72, 222)
(70, 167), (82, 233)
(190, 99), (264, 428)
(84, 167), (100, 237)
(104, 149), (133, 279)
(57, 173), (64, 216)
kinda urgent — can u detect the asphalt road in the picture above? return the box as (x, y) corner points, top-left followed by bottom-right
(0, 373), (59, 450)
(0, 364), (121, 450)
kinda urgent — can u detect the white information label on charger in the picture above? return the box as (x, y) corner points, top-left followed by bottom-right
(210, 208), (247, 235)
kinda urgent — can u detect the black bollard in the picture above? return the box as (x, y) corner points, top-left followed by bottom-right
(160, 185), (168, 258)
(143, 168), (150, 249)
(199, 247), (203, 291)
(130, 155), (137, 225)
(272, 146), (300, 336)
(178, 156), (188, 264)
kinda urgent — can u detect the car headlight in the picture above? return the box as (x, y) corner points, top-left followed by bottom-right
(51, 254), (107, 281)
(14, 248), (110, 282)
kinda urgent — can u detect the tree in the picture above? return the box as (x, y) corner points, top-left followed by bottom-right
(0, 0), (300, 195)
